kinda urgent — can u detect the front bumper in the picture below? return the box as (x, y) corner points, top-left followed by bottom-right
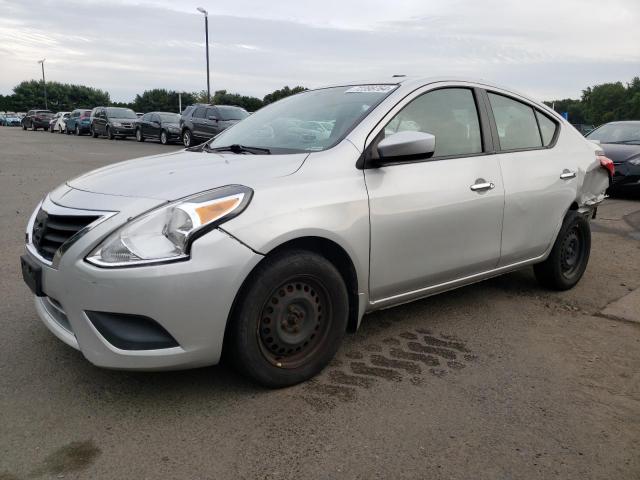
(23, 190), (263, 370)
(610, 163), (640, 190)
(111, 127), (135, 136)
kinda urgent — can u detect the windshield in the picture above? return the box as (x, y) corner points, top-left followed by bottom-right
(216, 106), (249, 121)
(159, 113), (180, 123)
(106, 107), (137, 119)
(207, 85), (397, 153)
(587, 122), (640, 144)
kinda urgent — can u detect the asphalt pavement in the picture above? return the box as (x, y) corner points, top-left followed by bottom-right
(1, 127), (639, 480)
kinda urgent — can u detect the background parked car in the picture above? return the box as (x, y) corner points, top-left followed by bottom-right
(180, 104), (249, 147)
(572, 123), (595, 135)
(135, 111), (182, 145)
(90, 107), (138, 140)
(586, 120), (640, 193)
(21, 110), (54, 131)
(49, 112), (70, 133)
(3, 113), (21, 126)
(65, 109), (93, 135)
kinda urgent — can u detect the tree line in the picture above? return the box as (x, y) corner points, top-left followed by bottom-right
(3, 77), (639, 126)
(0, 80), (307, 114)
(544, 77), (640, 126)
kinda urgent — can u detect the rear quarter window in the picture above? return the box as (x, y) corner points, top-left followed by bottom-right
(535, 111), (558, 146)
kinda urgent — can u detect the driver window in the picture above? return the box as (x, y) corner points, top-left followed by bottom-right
(383, 88), (482, 157)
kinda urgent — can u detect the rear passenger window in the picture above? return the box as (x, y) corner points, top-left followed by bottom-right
(535, 111), (557, 146)
(383, 88), (482, 157)
(193, 107), (206, 118)
(488, 93), (542, 150)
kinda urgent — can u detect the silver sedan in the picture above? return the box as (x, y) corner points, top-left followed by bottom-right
(21, 77), (612, 387)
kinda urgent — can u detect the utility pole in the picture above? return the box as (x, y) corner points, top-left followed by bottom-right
(38, 59), (47, 109)
(197, 7), (211, 103)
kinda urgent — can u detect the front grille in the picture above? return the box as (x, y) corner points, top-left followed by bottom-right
(32, 208), (99, 261)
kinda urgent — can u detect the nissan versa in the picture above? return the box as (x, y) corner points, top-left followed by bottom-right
(21, 77), (613, 387)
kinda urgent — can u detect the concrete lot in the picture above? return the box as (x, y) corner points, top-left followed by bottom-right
(1, 126), (639, 479)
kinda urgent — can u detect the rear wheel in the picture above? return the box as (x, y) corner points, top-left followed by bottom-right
(22, 123), (27, 130)
(534, 211), (591, 290)
(227, 250), (349, 388)
(91, 126), (98, 138)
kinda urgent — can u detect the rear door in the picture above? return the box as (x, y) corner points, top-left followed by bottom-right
(365, 85), (505, 301)
(483, 90), (572, 265)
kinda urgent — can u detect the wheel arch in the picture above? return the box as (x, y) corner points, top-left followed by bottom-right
(229, 235), (362, 337)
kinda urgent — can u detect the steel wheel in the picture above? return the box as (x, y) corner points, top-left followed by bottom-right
(559, 225), (585, 279)
(257, 276), (333, 369)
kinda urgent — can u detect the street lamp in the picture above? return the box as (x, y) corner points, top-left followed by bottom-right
(196, 7), (211, 103)
(37, 58), (47, 109)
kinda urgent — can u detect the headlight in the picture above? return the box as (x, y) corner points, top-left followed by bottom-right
(86, 185), (253, 267)
(629, 158), (640, 166)
(111, 121), (122, 127)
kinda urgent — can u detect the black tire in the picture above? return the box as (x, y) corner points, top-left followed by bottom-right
(32, 124), (37, 131)
(107, 126), (115, 140)
(135, 128), (144, 142)
(22, 123), (27, 130)
(59, 125), (65, 134)
(227, 250), (349, 388)
(91, 126), (98, 138)
(182, 129), (193, 147)
(75, 125), (81, 136)
(160, 130), (168, 145)
(534, 211), (591, 290)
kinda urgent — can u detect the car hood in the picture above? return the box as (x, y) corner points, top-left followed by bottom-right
(67, 150), (308, 201)
(599, 143), (640, 164)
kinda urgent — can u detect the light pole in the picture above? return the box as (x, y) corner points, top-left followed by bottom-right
(38, 58), (47, 109)
(196, 7), (211, 103)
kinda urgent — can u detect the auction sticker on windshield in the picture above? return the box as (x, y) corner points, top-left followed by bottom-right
(345, 85), (397, 93)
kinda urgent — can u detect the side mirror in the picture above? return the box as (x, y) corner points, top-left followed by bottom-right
(376, 131), (436, 164)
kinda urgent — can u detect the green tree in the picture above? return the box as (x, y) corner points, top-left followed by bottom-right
(212, 89), (263, 111)
(262, 86), (307, 105)
(5, 80), (110, 111)
(131, 89), (197, 113)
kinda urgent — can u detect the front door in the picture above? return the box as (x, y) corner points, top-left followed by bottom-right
(365, 87), (505, 301)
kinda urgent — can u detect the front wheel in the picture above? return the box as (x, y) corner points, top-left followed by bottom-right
(135, 128), (144, 142)
(227, 250), (349, 388)
(75, 125), (81, 136)
(107, 126), (114, 140)
(182, 129), (193, 147)
(160, 130), (168, 145)
(534, 211), (591, 291)
(91, 126), (98, 138)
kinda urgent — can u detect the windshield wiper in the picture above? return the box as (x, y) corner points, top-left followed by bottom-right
(206, 144), (271, 155)
(607, 139), (640, 145)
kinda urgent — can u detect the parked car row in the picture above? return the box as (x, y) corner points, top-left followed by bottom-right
(17, 104), (250, 146)
(0, 112), (23, 126)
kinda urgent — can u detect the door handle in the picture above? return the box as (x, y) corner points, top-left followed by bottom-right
(560, 170), (576, 180)
(470, 181), (495, 192)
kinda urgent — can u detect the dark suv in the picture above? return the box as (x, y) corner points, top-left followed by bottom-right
(180, 104), (249, 147)
(22, 110), (54, 131)
(90, 107), (138, 139)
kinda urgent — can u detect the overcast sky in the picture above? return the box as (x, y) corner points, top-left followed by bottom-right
(1, 0), (639, 102)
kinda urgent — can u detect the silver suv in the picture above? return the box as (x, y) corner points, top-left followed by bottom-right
(20, 77), (612, 387)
